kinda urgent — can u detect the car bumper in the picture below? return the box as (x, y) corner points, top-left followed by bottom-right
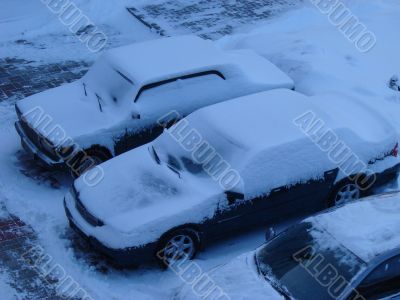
(15, 121), (64, 168)
(64, 196), (157, 267)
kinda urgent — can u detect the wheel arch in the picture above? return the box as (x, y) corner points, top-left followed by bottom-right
(328, 173), (371, 207)
(69, 144), (113, 165)
(83, 144), (113, 159)
(156, 223), (205, 252)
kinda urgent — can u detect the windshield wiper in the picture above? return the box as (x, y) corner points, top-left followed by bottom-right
(82, 82), (87, 96)
(115, 69), (134, 85)
(95, 93), (103, 112)
(167, 165), (181, 178)
(150, 146), (161, 165)
(149, 146), (181, 178)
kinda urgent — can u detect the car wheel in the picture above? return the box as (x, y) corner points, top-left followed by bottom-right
(156, 229), (200, 268)
(328, 180), (362, 207)
(71, 149), (110, 179)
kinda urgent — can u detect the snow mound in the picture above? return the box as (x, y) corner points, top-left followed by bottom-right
(176, 253), (283, 300)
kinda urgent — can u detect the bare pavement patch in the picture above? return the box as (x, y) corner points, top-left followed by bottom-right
(127, 0), (302, 39)
(0, 58), (89, 103)
(0, 56), (91, 299)
(0, 202), (65, 300)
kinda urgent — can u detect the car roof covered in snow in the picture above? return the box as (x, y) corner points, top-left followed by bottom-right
(186, 88), (395, 152)
(103, 35), (294, 87)
(308, 192), (400, 262)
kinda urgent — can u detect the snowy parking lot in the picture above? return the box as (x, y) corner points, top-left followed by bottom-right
(1, 0), (400, 299)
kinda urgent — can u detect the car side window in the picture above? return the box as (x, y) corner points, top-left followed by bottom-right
(134, 70), (225, 103)
(356, 255), (400, 300)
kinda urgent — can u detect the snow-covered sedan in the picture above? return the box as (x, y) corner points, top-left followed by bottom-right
(177, 192), (400, 300)
(14, 35), (294, 177)
(64, 89), (399, 267)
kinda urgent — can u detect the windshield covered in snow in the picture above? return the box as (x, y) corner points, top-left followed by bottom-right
(151, 121), (247, 182)
(149, 144), (206, 179)
(82, 58), (134, 105)
(256, 222), (366, 300)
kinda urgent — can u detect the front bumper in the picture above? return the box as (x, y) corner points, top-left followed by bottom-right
(64, 195), (157, 267)
(15, 121), (64, 168)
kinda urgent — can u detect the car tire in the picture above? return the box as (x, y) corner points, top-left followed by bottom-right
(71, 148), (111, 179)
(156, 228), (200, 269)
(327, 179), (363, 207)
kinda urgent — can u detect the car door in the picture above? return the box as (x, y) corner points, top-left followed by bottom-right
(208, 192), (261, 239)
(352, 255), (400, 300)
(249, 168), (339, 225)
(207, 168), (339, 239)
(114, 71), (227, 155)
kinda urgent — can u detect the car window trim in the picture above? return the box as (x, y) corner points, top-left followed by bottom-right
(134, 70), (226, 103)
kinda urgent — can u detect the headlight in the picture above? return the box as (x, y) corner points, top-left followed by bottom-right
(74, 189), (105, 227)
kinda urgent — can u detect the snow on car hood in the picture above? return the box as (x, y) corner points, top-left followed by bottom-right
(308, 192), (400, 262)
(16, 80), (130, 145)
(176, 253), (283, 300)
(74, 145), (222, 239)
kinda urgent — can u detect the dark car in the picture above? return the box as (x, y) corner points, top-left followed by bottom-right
(64, 89), (399, 267)
(177, 191), (400, 299)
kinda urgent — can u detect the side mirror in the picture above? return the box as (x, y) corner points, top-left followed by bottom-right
(265, 227), (276, 242)
(225, 191), (244, 205)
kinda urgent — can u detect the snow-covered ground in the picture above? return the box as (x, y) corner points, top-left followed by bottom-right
(0, 0), (400, 299)
(0, 272), (17, 299)
(0, 0), (156, 62)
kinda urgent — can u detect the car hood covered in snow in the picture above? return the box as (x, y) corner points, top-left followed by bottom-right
(73, 144), (223, 248)
(16, 80), (134, 146)
(176, 253), (283, 300)
(308, 191), (400, 263)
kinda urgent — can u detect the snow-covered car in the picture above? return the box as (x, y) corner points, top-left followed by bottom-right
(14, 35), (294, 176)
(64, 89), (399, 267)
(177, 192), (400, 300)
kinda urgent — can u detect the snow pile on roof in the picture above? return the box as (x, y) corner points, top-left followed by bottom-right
(105, 35), (227, 83)
(309, 192), (400, 262)
(103, 35), (293, 87)
(191, 89), (396, 154)
(185, 89), (398, 197)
